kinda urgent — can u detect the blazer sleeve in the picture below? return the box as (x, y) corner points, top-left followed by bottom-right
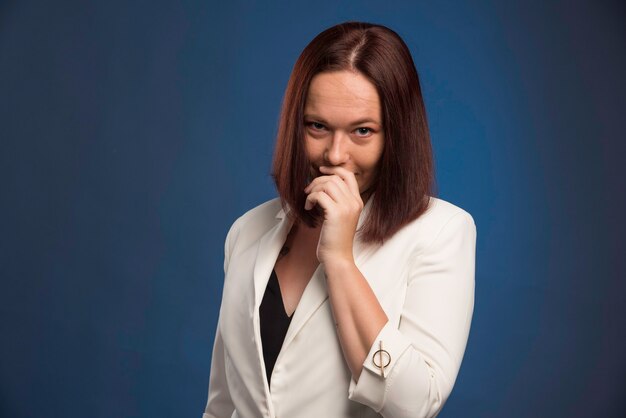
(203, 220), (240, 418)
(203, 321), (234, 418)
(347, 211), (477, 418)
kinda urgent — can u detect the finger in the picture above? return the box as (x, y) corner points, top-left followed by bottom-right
(304, 174), (349, 196)
(304, 190), (336, 212)
(306, 176), (352, 201)
(319, 166), (360, 198)
(304, 174), (352, 195)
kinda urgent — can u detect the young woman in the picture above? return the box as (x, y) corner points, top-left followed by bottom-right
(202, 21), (477, 418)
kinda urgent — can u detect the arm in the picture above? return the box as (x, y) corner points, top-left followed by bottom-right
(346, 211), (477, 418)
(323, 259), (389, 380)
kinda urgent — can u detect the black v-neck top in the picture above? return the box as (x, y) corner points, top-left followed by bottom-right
(259, 268), (294, 385)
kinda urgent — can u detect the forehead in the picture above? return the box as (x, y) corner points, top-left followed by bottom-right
(304, 71), (381, 122)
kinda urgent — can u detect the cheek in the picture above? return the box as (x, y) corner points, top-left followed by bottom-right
(304, 138), (324, 160)
(368, 141), (385, 170)
(363, 149), (384, 171)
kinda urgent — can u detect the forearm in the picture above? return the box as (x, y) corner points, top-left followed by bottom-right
(323, 258), (388, 381)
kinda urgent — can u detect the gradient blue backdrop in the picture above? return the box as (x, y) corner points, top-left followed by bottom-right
(1, 1), (624, 417)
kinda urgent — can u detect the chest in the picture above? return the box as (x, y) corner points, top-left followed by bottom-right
(273, 226), (320, 317)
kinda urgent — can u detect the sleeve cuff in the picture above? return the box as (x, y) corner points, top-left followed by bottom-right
(347, 320), (413, 411)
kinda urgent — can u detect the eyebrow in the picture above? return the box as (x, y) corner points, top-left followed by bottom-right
(303, 114), (381, 127)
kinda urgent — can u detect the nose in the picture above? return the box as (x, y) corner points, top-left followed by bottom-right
(324, 132), (350, 166)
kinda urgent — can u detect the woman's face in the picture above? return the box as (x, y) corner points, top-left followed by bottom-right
(303, 70), (384, 196)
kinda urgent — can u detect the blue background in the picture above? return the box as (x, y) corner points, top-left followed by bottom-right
(1, 1), (624, 417)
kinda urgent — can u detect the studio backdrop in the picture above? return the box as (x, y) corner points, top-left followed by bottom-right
(1, 1), (624, 417)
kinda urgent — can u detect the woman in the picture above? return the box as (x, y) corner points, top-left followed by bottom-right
(203, 21), (476, 418)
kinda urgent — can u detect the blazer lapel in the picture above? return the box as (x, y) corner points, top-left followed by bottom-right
(254, 214), (291, 314)
(252, 209), (292, 311)
(249, 204), (292, 406)
(281, 263), (327, 352)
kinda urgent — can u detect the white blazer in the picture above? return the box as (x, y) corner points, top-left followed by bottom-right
(203, 195), (476, 418)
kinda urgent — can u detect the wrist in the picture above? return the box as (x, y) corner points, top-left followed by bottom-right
(322, 256), (356, 277)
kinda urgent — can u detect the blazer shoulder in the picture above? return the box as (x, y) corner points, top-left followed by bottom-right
(229, 196), (283, 232)
(224, 197), (283, 256)
(391, 196), (475, 255)
(423, 196), (475, 225)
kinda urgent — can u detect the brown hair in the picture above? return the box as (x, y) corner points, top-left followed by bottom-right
(271, 21), (436, 245)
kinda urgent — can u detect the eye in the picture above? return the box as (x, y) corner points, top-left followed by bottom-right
(355, 127), (373, 137)
(306, 121), (326, 131)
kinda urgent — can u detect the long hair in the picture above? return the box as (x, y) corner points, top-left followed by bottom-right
(271, 21), (436, 245)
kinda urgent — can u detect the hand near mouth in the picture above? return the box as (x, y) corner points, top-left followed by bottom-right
(303, 165), (364, 266)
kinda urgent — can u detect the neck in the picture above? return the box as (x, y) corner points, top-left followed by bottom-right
(296, 221), (322, 239)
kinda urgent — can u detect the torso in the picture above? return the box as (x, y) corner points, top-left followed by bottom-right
(273, 222), (321, 317)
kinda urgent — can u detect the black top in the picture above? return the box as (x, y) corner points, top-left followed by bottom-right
(259, 268), (294, 385)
